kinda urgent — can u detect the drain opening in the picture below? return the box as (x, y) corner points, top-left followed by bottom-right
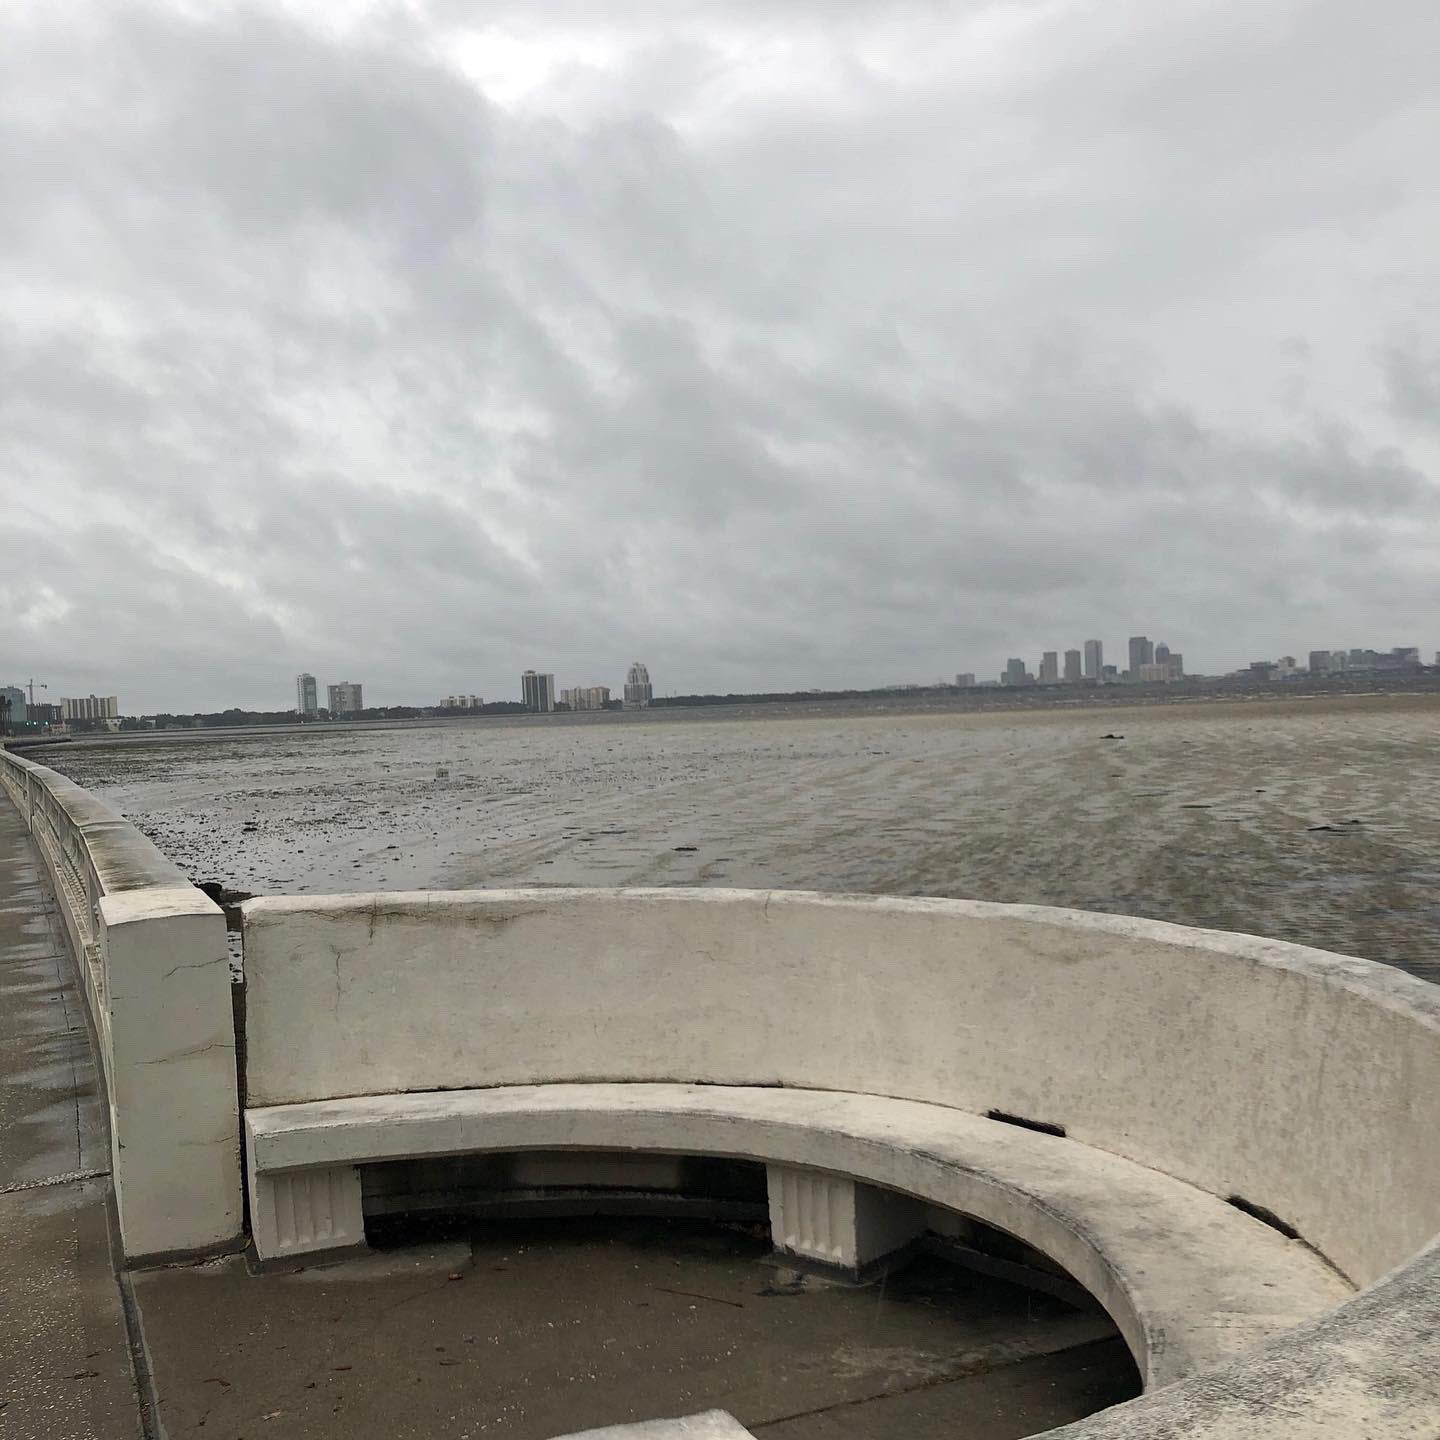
(1227, 1195), (1300, 1240)
(986, 1109), (1067, 1138)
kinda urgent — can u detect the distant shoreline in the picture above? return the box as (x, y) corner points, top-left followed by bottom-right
(15, 676), (1440, 749)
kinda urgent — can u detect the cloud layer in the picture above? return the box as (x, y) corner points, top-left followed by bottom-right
(3, 0), (1437, 709)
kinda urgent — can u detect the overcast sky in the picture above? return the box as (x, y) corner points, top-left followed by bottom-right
(3, 0), (1437, 711)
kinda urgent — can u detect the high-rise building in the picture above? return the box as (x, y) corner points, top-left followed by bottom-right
(1002, 658), (1027, 686)
(61, 695), (119, 720)
(955, 673), (976, 688)
(1083, 639), (1103, 680)
(1308, 651), (1333, 675)
(295, 673), (318, 716)
(1038, 651), (1059, 684)
(1154, 643), (1171, 666)
(522, 671), (556, 713)
(1063, 650), (1082, 683)
(0, 686), (27, 725)
(560, 685), (611, 711)
(1138, 663), (1171, 683)
(441, 694), (483, 710)
(623, 661), (653, 709)
(1127, 636), (1153, 680)
(327, 681), (363, 715)
(1167, 652), (1185, 678)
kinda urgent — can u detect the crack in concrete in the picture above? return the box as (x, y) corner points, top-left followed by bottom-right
(0, 1166), (111, 1196)
(161, 957), (224, 979)
(135, 1039), (232, 1065)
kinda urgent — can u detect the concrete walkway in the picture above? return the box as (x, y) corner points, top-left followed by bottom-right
(0, 793), (140, 1438)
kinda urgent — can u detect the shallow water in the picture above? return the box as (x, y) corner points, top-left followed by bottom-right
(43, 694), (1440, 985)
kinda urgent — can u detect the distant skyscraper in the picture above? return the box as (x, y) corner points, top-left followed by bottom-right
(955, 673), (976, 688)
(1154, 643), (1171, 666)
(1127, 636), (1153, 680)
(1003, 658), (1027, 686)
(1, 686), (27, 725)
(61, 695), (119, 720)
(1308, 651), (1333, 675)
(327, 681), (363, 715)
(1063, 649), (1082, 683)
(561, 685), (611, 711)
(522, 670), (556, 713)
(1168, 653), (1184, 678)
(295, 673), (318, 717)
(623, 661), (653, 709)
(1039, 651), (1059, 684)
(1083, 639), (1103, 680)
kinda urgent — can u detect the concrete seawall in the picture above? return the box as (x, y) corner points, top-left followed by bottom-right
(0, 747), (240, 1260)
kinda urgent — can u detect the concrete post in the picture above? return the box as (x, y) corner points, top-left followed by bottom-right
(766, 1164), (925, 1275)
(99, 888), (242, 1260)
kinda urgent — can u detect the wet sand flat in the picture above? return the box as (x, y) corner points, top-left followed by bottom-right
(42, 693), (1440, 985)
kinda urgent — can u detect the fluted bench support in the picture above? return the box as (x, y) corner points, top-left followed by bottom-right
(765, 1164), (924, 1275)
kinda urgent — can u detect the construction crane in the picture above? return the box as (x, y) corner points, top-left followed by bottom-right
(26, 679), (47, 708)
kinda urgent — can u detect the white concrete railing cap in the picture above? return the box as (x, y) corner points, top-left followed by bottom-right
(1, 751), (194, 894)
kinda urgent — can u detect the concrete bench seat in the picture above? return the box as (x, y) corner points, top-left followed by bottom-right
(245, 1081), (1351, 1390)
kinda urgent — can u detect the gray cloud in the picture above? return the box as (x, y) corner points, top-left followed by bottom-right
(1, 0), (1436, 710)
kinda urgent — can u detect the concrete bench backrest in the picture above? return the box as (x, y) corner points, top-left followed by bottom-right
(241, 888), (1440, 1290)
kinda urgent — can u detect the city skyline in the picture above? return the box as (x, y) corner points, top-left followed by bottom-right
(9, 635), (1438, 734)
(20, 603), (1440, 716)
(11, 626), (1440, 726)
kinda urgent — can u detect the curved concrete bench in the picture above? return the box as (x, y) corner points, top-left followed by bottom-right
(246, 1081), (1351, 1388)
(240, 888), (1440, 1436)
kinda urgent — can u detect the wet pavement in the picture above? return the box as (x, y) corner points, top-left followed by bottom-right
(0, 794), (138, 1439)
(131, 1217), (1137, 1440)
